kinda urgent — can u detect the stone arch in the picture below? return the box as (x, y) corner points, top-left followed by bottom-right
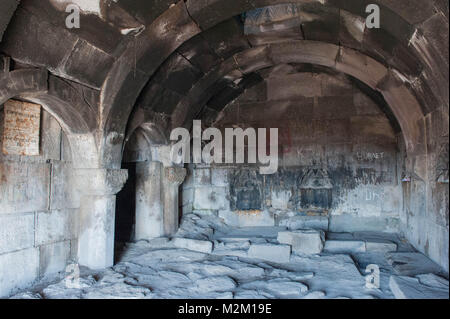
(100, 0), (443, 167)
(169, 41), (425, 154)
(0, 69), (99, 166)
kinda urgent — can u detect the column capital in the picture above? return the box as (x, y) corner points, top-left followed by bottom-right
(164, 167), (186, 186)
(73, 168), (128, 196)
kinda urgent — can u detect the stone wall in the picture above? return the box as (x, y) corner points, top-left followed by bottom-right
(400, 108), (449, 273)
(0, 106), (78, 297)
(183, 71), (403, 233)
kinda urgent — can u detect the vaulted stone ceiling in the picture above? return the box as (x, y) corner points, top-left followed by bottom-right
(0, 0), (448, 167)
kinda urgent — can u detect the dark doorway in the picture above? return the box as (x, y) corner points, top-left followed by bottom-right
(114, 162), (136, 263)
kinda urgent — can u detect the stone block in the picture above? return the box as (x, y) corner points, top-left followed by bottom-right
(36, 210), (77, 246)
(194, 168), (211, 185)
(365, 241), (397, 252)
(194, 187), (229, 211)
(277, 230), (325, 255)
(211, 168), (229, 187)
(39, 241), (71, 278)
(172, 238), (213, 254)
(247, 244), (291, 263)
(0, 213), (35, 254)
(0, 162), (50, 215)
(279, 215), (329, 231)
(0, 248), (39, 297)
(267, 73), (322, 99)
(50, 163), (79, 210)
(324, 240), (366, 254)
(219, 210), (275, 227)
(329, 215), (399, 233)
(40, 110), (61, 161)
(135, 161), (164, 240)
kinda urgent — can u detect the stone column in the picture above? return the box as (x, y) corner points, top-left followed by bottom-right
(135, 161), (164, 240)
(73, 169), (128, 269)
(163, 167), (186, 236)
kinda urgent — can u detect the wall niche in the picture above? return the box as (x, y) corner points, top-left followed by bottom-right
(229, 169), (263, 211)
(298, 168), (333, 212)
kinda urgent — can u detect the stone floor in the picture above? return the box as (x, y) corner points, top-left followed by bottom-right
(9, 213), (449, 299)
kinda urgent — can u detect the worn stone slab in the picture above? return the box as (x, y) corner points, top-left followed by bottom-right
(366, 241), (397, 252)
(172, 238), (213, 254)
(386, 252), (445, 277)
(0, 248), (39, 297)
(240, 278), (308, 298)
(279, 215), (329, 231)
(36, 210), (76, 246)
(389, 275), (449, 299)
(0, 162), (50, 214)
(212, 249), (249, 258)
(277, 230), (325, 255)
(324, 240), (366, 254)
(0, 213), (35, 254)
(50, 163), (79, 210)
(247, 244), (291, 263)
(215, 226), (286, 239)
(40, 110), (61, 160)
(39, 241), (71, 278)
(218, 210), (275, 227)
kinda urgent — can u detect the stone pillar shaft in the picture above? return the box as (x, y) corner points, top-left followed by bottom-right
(74, 169), (128, 269)
(135, 161), (164, 240)
(162, 167), (186, 236)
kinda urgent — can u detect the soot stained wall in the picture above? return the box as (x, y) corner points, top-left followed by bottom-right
(183, 71), (402, 232)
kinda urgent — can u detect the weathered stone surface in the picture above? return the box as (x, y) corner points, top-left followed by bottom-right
(50, 163), (78, 210)
(324, 240), (366, 254)
(0, 0), (18, 42)
(135, 161), (164, 240)
(365, 241), (397, 253)
(36, 210), (76, 246)
(172, 238), (213, 254)
(389, 275), (449, 299)
(330, 215), (400, 233)
(277, 230), (325, 255)
(248, 244), (291, 263)
(0, 213), (35, 254)
(219, 210), (275, 227)
(61, 39), (115, 89)
(279, 215), (329, 231)
(386, 252), (446, 277)
(0, 162), (50, 215)
(194, 276), (236, 293)
(39, 241), (71, 278)
(240, 278), (308, 298)
(194, 187), (229, 211)
(0, 248), (39, 297)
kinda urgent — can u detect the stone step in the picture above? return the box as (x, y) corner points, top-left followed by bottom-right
(278, 215), (329, 231)
(172, 238), (213, 254)
(247, 243), (291, 263)
(214, 226), (287, 239)
(277, 230), (325, 255)
(324, 240), (366, 254)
